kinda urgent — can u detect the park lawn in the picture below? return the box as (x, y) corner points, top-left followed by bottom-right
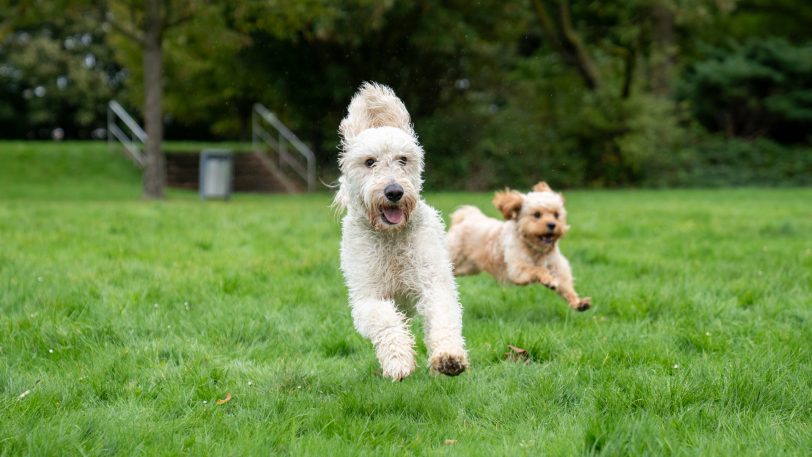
(1, 142), (811, 456)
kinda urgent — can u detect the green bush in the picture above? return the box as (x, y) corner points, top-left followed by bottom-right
(419, 53), (696, 191)
(419, 41), (812, 191)
(679, 38), (812, 144)
(674, 138), (812, 187)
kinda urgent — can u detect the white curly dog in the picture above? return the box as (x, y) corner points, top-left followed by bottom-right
(334, 82), (469, 380)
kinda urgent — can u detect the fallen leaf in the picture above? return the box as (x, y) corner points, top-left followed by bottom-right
(216, 392), (232, 405)
(505, 345), (531, 364)
(444, 439), (457, 445)
(17, 380), (40, 400)
(507, 344), (527, 354)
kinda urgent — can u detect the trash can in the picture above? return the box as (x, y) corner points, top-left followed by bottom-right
(199, 149), (233, 200)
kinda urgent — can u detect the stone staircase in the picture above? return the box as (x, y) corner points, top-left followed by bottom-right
(107, 101), (315, 193)
(165, 151), (303, 193)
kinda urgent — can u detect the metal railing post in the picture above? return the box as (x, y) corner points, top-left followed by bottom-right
(107, 106), (113, 153)
(308, 157), (315, 192)
(251, 109), (257, 153)
(279, 133), (286, 169)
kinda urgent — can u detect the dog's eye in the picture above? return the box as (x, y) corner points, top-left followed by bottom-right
(554, 212), (559, 219)
(398, 156), (408, 165)
(533, 211), (541, 219)
(364, 158), (376, 168)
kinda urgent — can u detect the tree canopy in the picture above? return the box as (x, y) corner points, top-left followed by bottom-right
(2, 0), (811, 188)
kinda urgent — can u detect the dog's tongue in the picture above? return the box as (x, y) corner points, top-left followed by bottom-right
(383, 207), (404, 224)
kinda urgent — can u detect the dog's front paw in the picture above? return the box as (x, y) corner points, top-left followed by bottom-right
(429, 350), (469, 377)
(537, 273), (559, 290)
(374, 328), (416, 381)
(573, 297), (591, 312)
(380, 355), (416, 381)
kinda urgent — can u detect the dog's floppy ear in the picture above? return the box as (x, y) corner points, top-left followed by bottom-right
(532, 181), (552, 193)
(331, 176), (349, 214)
(493, 189), (524, 220)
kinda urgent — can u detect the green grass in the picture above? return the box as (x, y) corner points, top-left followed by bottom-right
(1, 141), (811, 455)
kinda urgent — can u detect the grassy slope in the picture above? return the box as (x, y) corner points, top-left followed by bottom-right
(1, 142), (810, 456)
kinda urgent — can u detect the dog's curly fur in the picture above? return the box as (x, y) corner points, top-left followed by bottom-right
(447, 182), (591, 312)
(335, 82), (469, 380)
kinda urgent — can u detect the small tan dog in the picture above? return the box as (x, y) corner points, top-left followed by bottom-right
(447, 181), (591, 311)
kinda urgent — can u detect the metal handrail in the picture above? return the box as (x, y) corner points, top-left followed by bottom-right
(107, 100), (146, 167)
(252, 103), (316, 191)
(108, 124), (145, 167)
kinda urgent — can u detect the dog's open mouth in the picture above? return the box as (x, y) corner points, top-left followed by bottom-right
(538, 234), (556, 244)
(381, 206), (405, 225)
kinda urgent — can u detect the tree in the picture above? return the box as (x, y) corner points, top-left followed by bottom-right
(530, 0), (602, 91)
(680, 39), (812, 143)
(0, 1), (124, 139)
(102, 0), (197, 199)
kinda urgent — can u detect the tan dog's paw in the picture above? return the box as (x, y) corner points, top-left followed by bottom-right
(573, 297), (591, 312)
(429, 351), (469, 377)
(536, 272), (559, 290)
(514, 276), (533, 286)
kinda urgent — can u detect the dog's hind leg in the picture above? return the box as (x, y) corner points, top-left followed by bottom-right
(350, 296), (417, 380)
(448, 249), (479, 276)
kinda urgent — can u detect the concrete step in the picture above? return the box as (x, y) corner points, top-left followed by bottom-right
(165, 151), (298, 193)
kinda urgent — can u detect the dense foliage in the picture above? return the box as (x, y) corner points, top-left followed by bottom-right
(0, 7), (122, 139)
(1, 0), (810, 188)
(679, 39), (812, 144)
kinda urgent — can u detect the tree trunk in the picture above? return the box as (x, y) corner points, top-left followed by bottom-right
(621, 46), (637, 99)
(650, 2), (675, 96)
(142, 0), (165, 199)
(531, 0), (602, 92)
(555, 0), (601, 91)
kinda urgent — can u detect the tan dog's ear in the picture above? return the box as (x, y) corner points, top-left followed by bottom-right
(493, 189), (523, 220)
(533, 181), (566, 203)
(532, 181), (552, 192)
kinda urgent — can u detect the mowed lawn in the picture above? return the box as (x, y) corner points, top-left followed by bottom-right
(1, 142), (811, 456)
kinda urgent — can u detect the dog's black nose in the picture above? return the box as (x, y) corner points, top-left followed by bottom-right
(546, 222), (557, 230)
(384, 183), (404, 202)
